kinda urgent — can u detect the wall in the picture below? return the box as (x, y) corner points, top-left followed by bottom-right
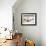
(0, 0), (16, 30)
(40, 0), (46, 46)
(13, 0), (41, 46)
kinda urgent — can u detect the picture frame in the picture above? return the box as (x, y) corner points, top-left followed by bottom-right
(21, 13), (37, 26)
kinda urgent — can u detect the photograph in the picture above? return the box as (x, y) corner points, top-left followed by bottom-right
(21, 13), (37, 25)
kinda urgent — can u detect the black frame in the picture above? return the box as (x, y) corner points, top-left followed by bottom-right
(21, 13), (37, 26)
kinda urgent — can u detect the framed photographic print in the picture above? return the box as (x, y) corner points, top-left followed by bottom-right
(21, 13), (37, 26)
